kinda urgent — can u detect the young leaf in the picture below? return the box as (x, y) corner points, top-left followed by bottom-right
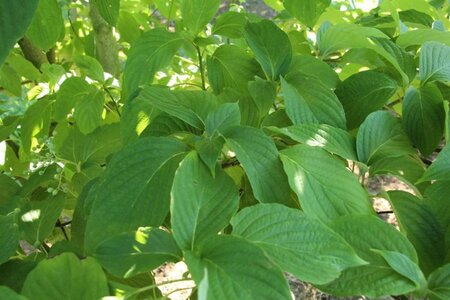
(244, 20), (292, 80)
(181, 0), (221, 34)
(171, 151), (239, 250)
(0, 0), (39, 66)
(318, 215), (419, 297)
(269, 124), (357, 161)
(280, 144), (373, 223)
(26, 0), (64, 51)
(335, 70), (398, 129)
(420, 42), (450, 85)
(283, 0), (331, 28)
(93, 227), (182, 278)
(195, 137), (224, 176)
(21, 253), (109, 300)
(123, 28), (184, 97)
(357, 111), (415, 165)
(223, 126), (297, 207)
(91, 0), (120, 26)
(185, 235), (292, 300)
(231, 204), (366, 285)
(402, 85), (445, 156)
(419, 142), (450, 182)
(74, 55), (105, 82)
(388, 191), (446, 275)
(85, 137), (189, 252)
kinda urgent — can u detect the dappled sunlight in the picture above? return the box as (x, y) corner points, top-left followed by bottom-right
(21, 209), (41, 223)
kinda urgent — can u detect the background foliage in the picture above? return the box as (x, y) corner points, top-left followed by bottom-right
(0, 0), (450, 299)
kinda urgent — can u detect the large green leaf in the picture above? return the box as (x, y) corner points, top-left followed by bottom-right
(85, 137), (188, 252)
(26, 0), (64, 51)
(388, 191), (446, 275)
(212, 11), (248, 38)
(231, 204), (366, 285)
(0, 174), (21, 215)
(280, 77), (318, 125)
(428, 264), (450, 300)
(223, 126), (296, 207)
(370, 155), (425, 187)
(171, 151), (239, 250)
(19, 192), (65, 247)
(283, 0), (331, 28)
(420, 42), (450, 85)
(335, 70), (398, 129)
(396, 29), (450, 48)
(425, 182), (450, 230)
(54, 77), (93, 122)
(288, 54), (340, 89)
(319, 215), (419, 297)
(0, 0), (39, 66)
(269, 124), (357, 161)
(419, 142), (450, 182)
(207, 45), (262, 94)
(94, 227), (181, 278)
(205, 102), (241, 137)
(92, 0), (120, 26)
(402, 85), (445, 156)
(74, 55), (105, 82)
(21, 253), (109, 300)
(280, 144), (373, 223)
(284, 72), (347, 129)
(185, 235), (292, 300)
(181, 0), (221, 34)
(73, 89), (105, 135)
(244, 20), (292, 80)
(123, 29), (184, 97)
(0, 213), (19, 265)
(357, 111), (415, 165)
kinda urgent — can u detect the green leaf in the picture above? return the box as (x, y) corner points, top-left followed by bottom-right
(181, 0), (221, 34)
(319, 215), (419, 297)
(207, 45), (262, 94)
(269, 124), (357, 161)
(244, 20), (292, 80)
(248, 78), (277, 121)
(195, 137), (224, 176)
(419, 142), (450, 182)
(372, 249), (427, 290)
(420, 42), (450, 85)
(231, 204), (366, 285)
(73, 89), (105, 134)
(425, 182), (450, 230)
(388, 191), (446, 275)
(284, 72), (347, 129)
(0, 213), (19, 265)
(428, 264), (450, 300)
(74, 55), (105, 82)
(335, 70), (398, 129)
(20, 99), (53, 157)
(280, 77), (318, 125)
(0, 64), (22, 97)
(402, 85), (445, 156)
(19, 192), (65, 247)
(205, 103), (241, 137)
(185, 235), (292, 300)
(26, 0), (64, 51)
(288, 55), (340, 89)
(0, 286), (26, 300)
(280, 144), (373, 223)
(283, 0), (331, 28)
(6, 53), (41, 82)
(55, 77), (93, 122)
(0, 174), (21, 215)
(171, 151), (239, 250)
(85, 137), (188, 252)
(0, 0), (39, 66)
(123, 28), (184, 97)
(223, 126), (296, 206)
(357, 111), (415, 165)
(212, 11), (248, 38)
(22, 253), (109, 300)
(396, 29), (450, 48)
(93, 227), (182, 278)
(370, 155), (425, 186)
(92, 0), (120, 26)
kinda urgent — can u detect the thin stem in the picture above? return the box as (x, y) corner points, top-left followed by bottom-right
(195, 45), (207, 90)
(103, 85), (121, 116)
(124, 278), (194, 300)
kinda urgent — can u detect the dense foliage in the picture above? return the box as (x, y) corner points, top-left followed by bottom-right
(1, 0), (450, 299)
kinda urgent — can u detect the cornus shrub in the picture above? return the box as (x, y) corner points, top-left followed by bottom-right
(1, 0), (450, 299)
